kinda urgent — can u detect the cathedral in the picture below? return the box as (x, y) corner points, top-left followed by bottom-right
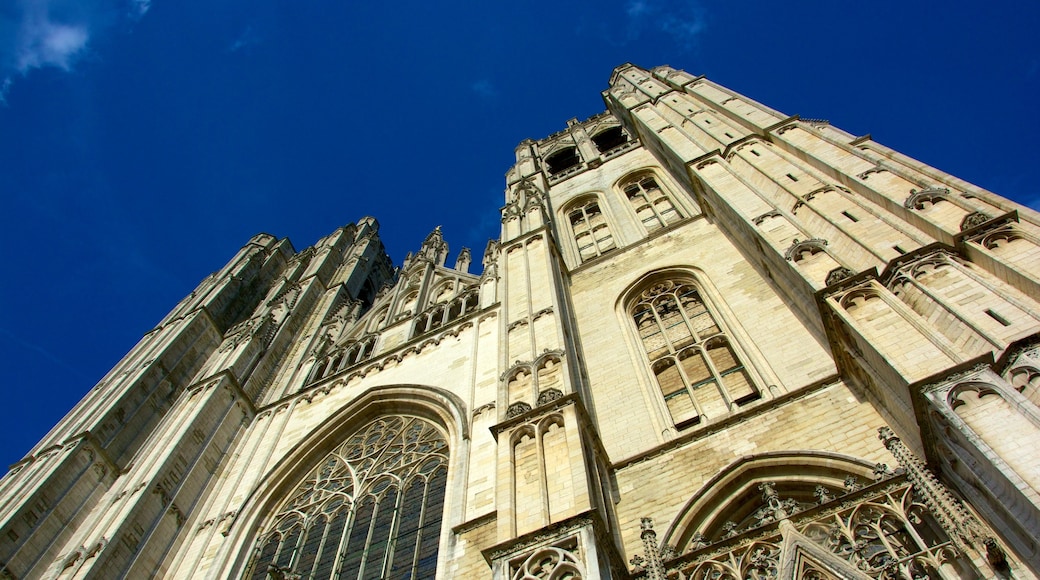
(3, 63), (1040, 579)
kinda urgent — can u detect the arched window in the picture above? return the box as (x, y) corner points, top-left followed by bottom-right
(621, 173), (681, 232)
(545, 147), (580, 176)
(631, 279), (758, 428)
(591, 126), (627, 153)
(308, 336), (377, 383)
(662, 463), (977, 578)
(246, 416), (448, 580)
(567, 199), (615, 262)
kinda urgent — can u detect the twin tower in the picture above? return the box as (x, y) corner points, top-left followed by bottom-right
(3, 64), (1040, 579)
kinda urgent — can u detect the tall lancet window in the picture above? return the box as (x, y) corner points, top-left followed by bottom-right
(568, 198), (615, 262)
(246, 416), (448, 580)
(631, 279), (758, 428)
(621, 173), (681, 232)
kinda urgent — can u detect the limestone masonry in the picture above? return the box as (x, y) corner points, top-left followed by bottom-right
(3, 64), (1040, 579)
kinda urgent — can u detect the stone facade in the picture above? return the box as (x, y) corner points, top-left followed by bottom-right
(2, 63), (1039, 579)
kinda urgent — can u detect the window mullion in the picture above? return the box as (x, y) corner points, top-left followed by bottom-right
(673, 289), (701, 343)
(646, 186), (667, 229)
(702, 339), (735, 411)
(671, 351), (705, 418)
(411, 476), (432, 577)
(650, 301), (678, 355)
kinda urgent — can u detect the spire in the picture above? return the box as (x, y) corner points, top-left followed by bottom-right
(419, 226), (448, 266)
(454, 247), (471, 273)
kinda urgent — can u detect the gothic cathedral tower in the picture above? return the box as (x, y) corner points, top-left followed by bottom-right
(3, 64), (1040, 579)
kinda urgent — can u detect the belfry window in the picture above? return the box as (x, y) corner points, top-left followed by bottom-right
(545, 147), (580, 175)
(631, 279), (758, 428)
(622, 174), (681, 232)
(246, 416), (448, 580)
(568, 199), (615, 262)
(591, 126), (627, 153)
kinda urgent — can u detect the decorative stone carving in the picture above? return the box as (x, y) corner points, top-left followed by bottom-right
(511, 543), (585, 580)
(824, 266), (854, 287)
(960, 211), (992, 231)
(752, 209), (782, 225)
(904, 186), (950, 210)
(878, 426), (986, 549)
(536, 388), (563, 406)
(784, 238), (828, 262)
(506, 402), (532, 418)
(856, 166), (886, 180)
(637, 518), (664, 580)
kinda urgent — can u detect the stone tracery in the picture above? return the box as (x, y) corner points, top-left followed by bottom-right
(245, 416), (448, 580)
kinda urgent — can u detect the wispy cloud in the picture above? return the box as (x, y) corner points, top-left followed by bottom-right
(1, 0), (151, 102)
(581, 0), (707, 51)
(0, 326), (91, 382)
(470, 79), (498, 99)
(229, 25), (258, 53)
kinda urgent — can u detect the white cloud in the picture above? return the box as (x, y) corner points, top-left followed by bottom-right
(620, 0), (707, 51)
(1, 0), (150, 102)
(130, 0), (151, 18)
(16, 18), (89, 72)
(626, 0), (650, 17)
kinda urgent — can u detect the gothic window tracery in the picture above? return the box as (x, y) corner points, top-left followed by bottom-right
(309, 337), (377, 383)
(621, 174), (681, 233)
(631, 279), (758, 428)
(246, 416), (448, 580)
(567, 198), (615, 262)
(663, 475), (978, 580)
(1009, 366), (1040, 406)
(412, 288), (479, 338)
(510, 540), (585, 580)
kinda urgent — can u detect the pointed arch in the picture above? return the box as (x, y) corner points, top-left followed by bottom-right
(659, 452), (979, 578)
(221, 385), (468, 579)
(561, 194), (617, 263)
(621, 269), (762, 429)
(616, 169), (683, 233)
(661, 451), (876, 551)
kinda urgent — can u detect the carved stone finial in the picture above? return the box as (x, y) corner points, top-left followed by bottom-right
(419, 226), (449, 265)
(454, 247), (472, 273)
(878, 426), (985, 550)
(637, 517), (665, 580)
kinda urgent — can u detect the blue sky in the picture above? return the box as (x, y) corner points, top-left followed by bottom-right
(0, 0), (1037, 467)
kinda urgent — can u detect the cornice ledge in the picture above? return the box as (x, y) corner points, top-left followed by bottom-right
(994, 332), (1040, 373)
(953, 210), (1018, 246)
(848, 134), (872, 146)
(451, 510), (497, 535)
(480, 510), (602, 564)
(687, 149), (724, 172)
(764, 115), (801, 135)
